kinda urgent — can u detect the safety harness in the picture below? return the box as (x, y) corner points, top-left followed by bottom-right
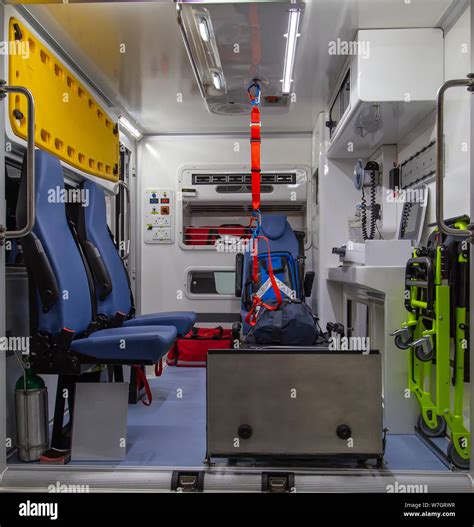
(245, 82), (283, 326)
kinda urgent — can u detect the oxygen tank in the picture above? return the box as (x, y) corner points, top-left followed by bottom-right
(15, 371), (49, 462)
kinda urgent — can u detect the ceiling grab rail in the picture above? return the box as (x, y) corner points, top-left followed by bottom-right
(115, 180), (131, 260)
(435, 74), (474, 240)
(0, 82), (35, 245)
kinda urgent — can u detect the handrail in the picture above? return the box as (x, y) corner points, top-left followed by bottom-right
(435, 75), (474, 240)
(0, 83), (35, 243)
(115, 180), (131, 260)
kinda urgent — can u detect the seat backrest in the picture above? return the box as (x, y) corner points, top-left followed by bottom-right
(241, 214), (302, 331)
(16, 150), (93, 336)
(77, 179), (132, 318)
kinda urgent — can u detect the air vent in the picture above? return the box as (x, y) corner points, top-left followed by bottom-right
(192, 173), (296, 185)
(228, 174), (244, 183)
(216, 185), (274, 194)
(215, 185), (244, 193)
(187, 204), (305, 215)
(212, 175), (227, 183)
(194, 175), (211, 184)
(208, 102), (251, 116)
(261, 174), (276, 183)
(276, 174), (296, 184)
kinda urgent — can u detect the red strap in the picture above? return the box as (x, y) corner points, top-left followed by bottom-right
(133, 365), (152, 406)
(246, 235), (283, 326)
(252, 236), (259, 283)
(250, 106), (261, 211)
(154, 358), (163, 377)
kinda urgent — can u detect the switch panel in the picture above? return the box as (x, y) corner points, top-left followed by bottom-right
(144, 188), (174, 244)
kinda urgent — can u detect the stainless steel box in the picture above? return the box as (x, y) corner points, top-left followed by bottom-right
(207, 349), (382, 460)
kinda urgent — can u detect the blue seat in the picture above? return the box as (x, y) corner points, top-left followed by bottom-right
(17, 149), (177, 366)
(71, 325), (177, 363)
(238, 214), (310, 334)
(77, 179), (196, 336)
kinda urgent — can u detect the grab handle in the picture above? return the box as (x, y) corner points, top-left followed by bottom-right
(0, 83), (35, 244)
(436, 75), (474, 240)
(115, 180), (131, 260)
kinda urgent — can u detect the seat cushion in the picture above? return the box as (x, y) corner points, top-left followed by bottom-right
(70, 325), (177, 364)
(123, 311), (197, 336)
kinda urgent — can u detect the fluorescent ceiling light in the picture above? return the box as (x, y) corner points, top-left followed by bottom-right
(281, 9), (301, 94)
(198, 16), (210, 42)
(118, 115), (142, 140)
(211, 71), (222, 90)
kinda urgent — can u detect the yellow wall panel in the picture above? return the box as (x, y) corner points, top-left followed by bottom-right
(8, 17), (119, 181)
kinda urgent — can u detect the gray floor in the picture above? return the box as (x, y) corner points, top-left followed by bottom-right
(8, 367), (452, 470)
(87, 367), (451, 470)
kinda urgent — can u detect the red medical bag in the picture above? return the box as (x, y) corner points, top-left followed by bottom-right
(184, 227), (219, 246)
(184, 225), (250, 246)
(166, 326), (233, 367)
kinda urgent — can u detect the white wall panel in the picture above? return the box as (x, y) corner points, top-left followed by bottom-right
(137, 135), (312, 317)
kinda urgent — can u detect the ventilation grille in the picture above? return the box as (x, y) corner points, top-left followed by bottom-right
(208, 102), (250, 116)
(215, 185), (273, 194)
(192, 173), (296, 185)
(187, 204), (305, 215)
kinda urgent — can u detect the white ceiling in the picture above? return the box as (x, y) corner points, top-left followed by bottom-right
(23, 0), (463, 134)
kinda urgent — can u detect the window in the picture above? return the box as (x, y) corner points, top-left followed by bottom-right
(189, 270), (235, 295)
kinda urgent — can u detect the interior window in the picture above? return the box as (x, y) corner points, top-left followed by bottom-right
(189, 270), (235, 295)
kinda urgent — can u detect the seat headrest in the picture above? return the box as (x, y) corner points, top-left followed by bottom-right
(17, 149), (65, 228)
(260, 215), (289, 240)
(16, 149), (93, 336)
(82, 179), (107, 225)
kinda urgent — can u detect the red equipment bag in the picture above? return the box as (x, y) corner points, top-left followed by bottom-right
(184, 227), (219, 246)
(184, 225), (250, 246)
(166, 326), (233, 367)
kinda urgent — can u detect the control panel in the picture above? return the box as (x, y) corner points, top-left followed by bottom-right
(144, 188), (174, 244)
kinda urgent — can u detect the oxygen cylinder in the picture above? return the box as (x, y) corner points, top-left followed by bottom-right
(15, 371), (49, 462)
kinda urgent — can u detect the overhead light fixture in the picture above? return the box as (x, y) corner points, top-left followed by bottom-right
(197, 16), (210, 42)
(281, 9), (301, 94)
(211, 71), (222, 90)
(118, 115), (142, 140)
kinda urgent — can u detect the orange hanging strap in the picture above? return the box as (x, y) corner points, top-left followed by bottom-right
(250, 105), (261, 211)
(247, 81), (262, 283)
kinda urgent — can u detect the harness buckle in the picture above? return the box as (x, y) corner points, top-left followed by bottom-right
(110, 311), (127, 328)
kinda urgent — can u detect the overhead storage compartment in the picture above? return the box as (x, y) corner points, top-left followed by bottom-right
(326, 28), (444, 159)
(7, 17), (119, 181)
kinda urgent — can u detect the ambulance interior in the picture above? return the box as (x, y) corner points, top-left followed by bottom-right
(1, 0), (474, 492)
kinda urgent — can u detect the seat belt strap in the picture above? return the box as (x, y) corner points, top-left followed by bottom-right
(245, 235), (283, 326)
(154, 358), (163, 377)
(133, 365), (152, 406)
